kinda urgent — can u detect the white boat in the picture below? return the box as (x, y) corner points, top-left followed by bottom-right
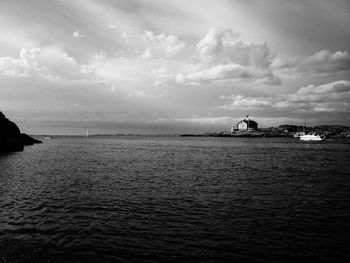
(299, 133), (325, 141)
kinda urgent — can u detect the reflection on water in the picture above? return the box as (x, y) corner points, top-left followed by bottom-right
(1, 137), (350, 262)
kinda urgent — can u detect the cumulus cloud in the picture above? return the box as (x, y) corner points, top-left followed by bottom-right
(0, 28), (301, 89)
(141, 30), (187, 58)
(272, 50), (350, 76)
(0, 55), (28, 77)
(220, 80), (350, 113)
(176, 28), (279, 85)
(281, 80), (350, 112)
(302, 50), (350, 73)
(0, 47), (81, 79)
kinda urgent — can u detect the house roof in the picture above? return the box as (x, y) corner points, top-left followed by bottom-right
(238, 119), (258, 125)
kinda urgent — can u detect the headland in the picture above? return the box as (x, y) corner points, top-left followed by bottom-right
(0, 112), (42, 153)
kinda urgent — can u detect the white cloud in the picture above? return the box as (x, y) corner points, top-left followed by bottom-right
(302, 50), (350, 73)
(142, 30), (187, 58)
(0, 55), (29, 77)
(176, 28), (278, 85)
(220, 80), (350, 113)
(0, 47), (81, 80)
(282, 80), (350, 112)
(72, 30), (84, 38)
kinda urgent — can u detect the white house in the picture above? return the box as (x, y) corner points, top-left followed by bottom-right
(231, 118), (258, 132)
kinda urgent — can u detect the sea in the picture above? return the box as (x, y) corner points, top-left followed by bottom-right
(1, 136), (349, 262)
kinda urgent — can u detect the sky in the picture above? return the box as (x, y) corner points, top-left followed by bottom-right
(1, 0), (350, 135)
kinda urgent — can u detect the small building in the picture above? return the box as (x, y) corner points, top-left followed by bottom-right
(231, 118), (258, 132)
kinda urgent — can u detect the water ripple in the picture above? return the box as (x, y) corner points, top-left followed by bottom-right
(1, 137), (350, 262)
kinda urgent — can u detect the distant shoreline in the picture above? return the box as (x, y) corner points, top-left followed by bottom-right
(32, 133), (350, 139)
(30, 124), (350, 138)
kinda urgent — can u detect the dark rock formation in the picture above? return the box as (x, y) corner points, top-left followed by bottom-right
(0, 112), (41, 153)
(20, 133), (42, 145)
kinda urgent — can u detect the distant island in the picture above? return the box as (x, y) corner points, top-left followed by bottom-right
(181, 117), (350, 138)
(0, 112), (41, 153)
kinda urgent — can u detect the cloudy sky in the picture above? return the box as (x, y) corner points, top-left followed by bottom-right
(1, 0), (350, 134)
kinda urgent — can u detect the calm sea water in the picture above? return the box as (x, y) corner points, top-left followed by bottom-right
(1, 136), (350, 262)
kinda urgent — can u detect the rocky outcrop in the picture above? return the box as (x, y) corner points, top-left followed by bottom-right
(20, 133), (42, 145)
(0, 112), (41, 153)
